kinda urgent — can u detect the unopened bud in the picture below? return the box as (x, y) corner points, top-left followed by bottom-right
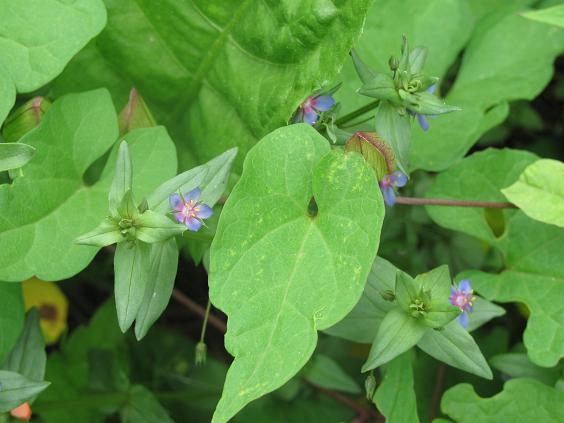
(10, 402), (32, 421)
(345, 132), (395, 180)
(195, 341), (207, 366)
(3, 97), (51, 143)
(118, 88), (156, 136)
(388, 56), (399, 72)
(380, 290), (395, 302)
(365, 373), (377, 400)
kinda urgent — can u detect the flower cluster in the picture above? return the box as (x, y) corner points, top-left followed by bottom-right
(170, 187), (213, 232)
(449, 279), (476, 328)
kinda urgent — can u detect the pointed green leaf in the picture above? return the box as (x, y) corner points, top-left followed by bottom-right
(465, 297), (505, 332)
(304, 354), (361, 394)
(3, 309), (46, 383)
(0, 370), (50, 412)
(375, 101), (411, 173)
(75, 217), (123, 247)
(325, 257), (398, 343)
(417, 321), (492, 379)
(362, 308), (427, 372)
(373, 352), (419, 423)
(0, 90), (176, 282)
(114, 241), (151, 332)
(2, 97), (51, 143)
(118, 89), (157, 136)
(502, 159), (564, 228)
(441, 379), (564, 423)
(523, 5), (564, 29)
(408, 46), (428, 75)
(359, 74), (400, 103)
(134, 238), (179, 340)
(0, 143), (35, 172)
(135, 211), (185, 244)
(0, 282), (24, 363)
(120, 385), (173, 423)
(109, 141), (132, 216)
(209, 124), (383, 421)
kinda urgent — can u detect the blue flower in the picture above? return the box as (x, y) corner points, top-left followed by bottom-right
(295, 93), (336, 125)
(408, 84), (436, 131)
(449, 279), (476, 328)
(378, 171), (407, 206)
(169, 188), (213, 232)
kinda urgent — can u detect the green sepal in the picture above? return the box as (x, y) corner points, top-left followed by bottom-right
(408, 46), (428, 74)
(0, 143), (35, 172)
(117, 190), (139, 220)
(394, 272), (419, 312)
(359, 73), (400, 104)
(399, 90), (461, 115)
(351, 49), (377, 85)
(135, 210), (186, 244)
(374, 101), (411, 174)
(75, 217), (123, 247)
(423, 302), (460, 328)
(362, 308), (428, 372)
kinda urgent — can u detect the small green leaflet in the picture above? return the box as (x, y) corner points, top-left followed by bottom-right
(502, 159), (564, 228)
(209, 124), (384, 422)
(0, 370), (50, 412)
(0, 143), (35, 172)
(523, 5), (564, 29)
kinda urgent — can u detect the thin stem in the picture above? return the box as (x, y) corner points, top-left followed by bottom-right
(395, 196), (517, 209)
(171, 288), (227, 333)
(429, 363), (447, 422)
(199, 299), (212, 343)
(335, 100), (380, 127)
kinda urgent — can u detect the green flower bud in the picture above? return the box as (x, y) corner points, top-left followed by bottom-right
(365, 373), (377, 400)
(2, 97), (51, 143)
(195, 341), (207, 366)
(345, 131), (395, 180)
(388, 56), (399, 72)
(380, 289), (396, 302)
(118, 88), (156, 136)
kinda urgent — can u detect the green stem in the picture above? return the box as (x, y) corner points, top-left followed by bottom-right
(334, 100), (380, 127)
(199, 299), (212, 343)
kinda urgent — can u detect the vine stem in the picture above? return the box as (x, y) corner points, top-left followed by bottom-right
(335, 100), (380, 127)
(395, 196), (517, 209)
(429, 363), (447, 422)
(171, 288), (227, 333)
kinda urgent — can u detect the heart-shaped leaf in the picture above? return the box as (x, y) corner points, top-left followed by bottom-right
(0, 89), (176, 282)
(209, 124), (383, 421)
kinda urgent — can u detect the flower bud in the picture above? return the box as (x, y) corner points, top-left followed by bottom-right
(365, 373), (377, 400)
(388, 56), (399, 72)
(195, 341), (207, 366)
(380, 289), (396, 302)
(2, 97), (51, 143)
(10, 402), (32, 421)
(118, 89), (156, 136)
(345, 132), (395, 180)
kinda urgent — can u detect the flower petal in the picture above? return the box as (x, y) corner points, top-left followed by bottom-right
(169, 193), (183, 211)
(173, 211), (186, 224)
(390, 171), (408, 188)
(381, 186), (396, 206)
(303, 109), (318, 125)
(417, 113), (430, 131)
(184, 187), (201, 202)
(459, 279), (472, 293)
(195, 204), (213, 219)
(185, 216), (203, 232)
(458, 311), (469, 329)
(312, 95), (335, 112)
(427, 84), (437, 94)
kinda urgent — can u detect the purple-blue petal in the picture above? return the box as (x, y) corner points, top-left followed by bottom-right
(427, 84), (437, 94)
(459, 279), (472, 293)
(390, 171), (408, 188)
(458, 311), (469, 329)
(313, 95), (335, 112)
(184, 187), (201, 202)
(185, 216), (203, 232)
(417, 114), (430, 131)
(381, 186), (396, 206)
(169, 193), (182, 211)
(195, 204), (213, 219)
(173, 211), (185, 224)
(303, 109), (318, 125)
(450, 286), (458, 295)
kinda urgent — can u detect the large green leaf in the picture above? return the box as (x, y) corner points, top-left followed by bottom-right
(427, 149), (564, 367)
(120, 385), (174, 423)
(441, 379), (564, 422)
(490, 352), (562, 386)
(373, 352), (419, 423)
(209, 124), (383, 421)
(0, 282), (24, 363)
(0, 90), (176, 282)
(0, 0), (106, 126)
(0, 370), (50, 412)
(502, 159), (564, 228)
(410, 9), (564, 171)
(90, 0), (372, 172)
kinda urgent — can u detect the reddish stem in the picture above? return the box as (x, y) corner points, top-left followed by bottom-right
(395, 196), (517, 208)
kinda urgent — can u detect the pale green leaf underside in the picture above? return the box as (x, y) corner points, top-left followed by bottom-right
(209, 124), (383, 422)
(0, 0), (107, 93)
(0, 89), (176, 282)
(428, 149), (564, 367)
(441, 379), (564, 423)
(95, 0), (372, 172)
(502, 159), (564, 228)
